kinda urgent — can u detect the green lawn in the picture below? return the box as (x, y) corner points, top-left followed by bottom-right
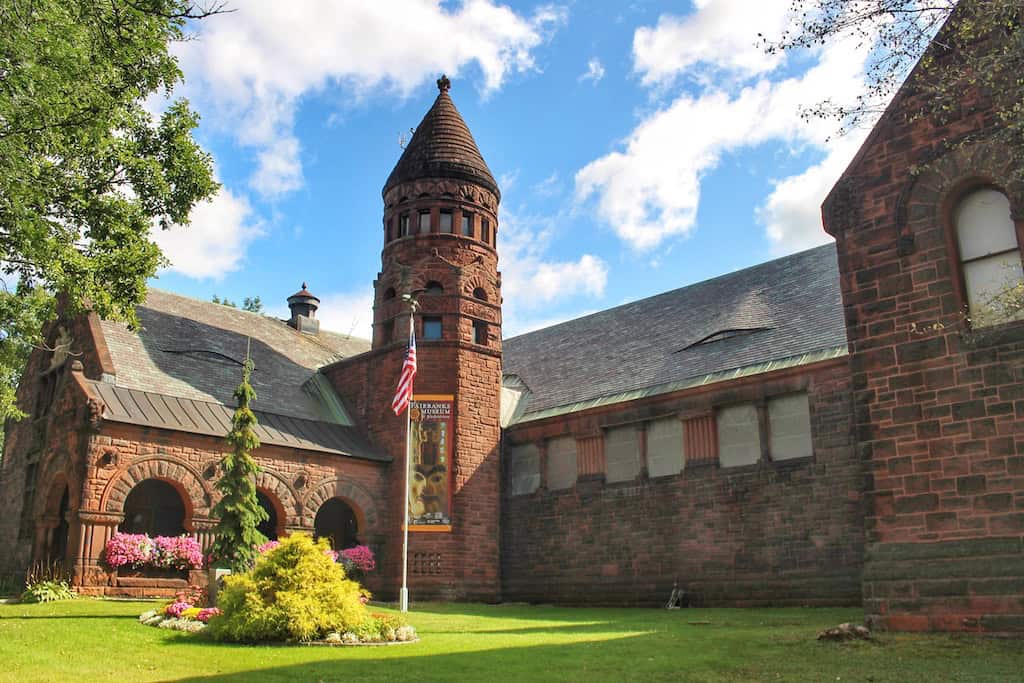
(0, 599), (1020, 682)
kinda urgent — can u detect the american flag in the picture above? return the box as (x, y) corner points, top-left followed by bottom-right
(391, 328), (417, 415)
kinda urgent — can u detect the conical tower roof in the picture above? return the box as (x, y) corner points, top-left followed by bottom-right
(383, 76), (499, 200)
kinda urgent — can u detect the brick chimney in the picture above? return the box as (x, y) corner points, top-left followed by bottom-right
(286, 283), (320, 334)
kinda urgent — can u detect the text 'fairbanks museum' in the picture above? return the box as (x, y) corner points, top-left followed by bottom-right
(2, 23), (1023, 634)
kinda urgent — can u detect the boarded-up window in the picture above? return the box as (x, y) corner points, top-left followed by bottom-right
(576, 435), (604, 476)
(768, 393), (813, 460)
(717, 404), (761, 467)
(683, 415), (717, 464)
(647, 417), (684, 477)
(605, 426), (640, 483)
(546, 436), (577, 490)
(506, 443), (540, 496)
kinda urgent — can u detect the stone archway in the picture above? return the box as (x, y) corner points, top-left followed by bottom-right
(256, 489), (283, 541)
(304, 477), (379, 536)
(100, 456), (210, 529)
(314, 498), (360, 550)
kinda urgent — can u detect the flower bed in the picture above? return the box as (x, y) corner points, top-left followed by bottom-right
(105, 533), (203, 571)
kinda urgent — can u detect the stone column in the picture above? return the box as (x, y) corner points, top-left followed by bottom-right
(75, 510), (122, 590)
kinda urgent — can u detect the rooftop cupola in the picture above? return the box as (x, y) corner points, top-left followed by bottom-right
(382, 75), (499, 200)
(287, 283), (320, 334)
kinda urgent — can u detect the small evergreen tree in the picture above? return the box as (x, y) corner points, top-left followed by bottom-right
(209, 355), (268, 571)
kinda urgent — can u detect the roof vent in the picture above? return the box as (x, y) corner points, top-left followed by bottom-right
(287, 282), (320, 335)
(678, 327), (770, 351)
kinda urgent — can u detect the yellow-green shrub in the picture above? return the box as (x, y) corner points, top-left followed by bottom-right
(206, 533), (367, 642)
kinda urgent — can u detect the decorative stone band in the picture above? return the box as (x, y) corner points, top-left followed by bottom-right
(77, 510), (125, 525)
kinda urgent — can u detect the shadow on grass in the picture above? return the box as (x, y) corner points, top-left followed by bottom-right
(168, 633), (665, 683)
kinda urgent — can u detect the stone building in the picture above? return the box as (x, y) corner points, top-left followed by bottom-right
(0, 13), (1021, 633)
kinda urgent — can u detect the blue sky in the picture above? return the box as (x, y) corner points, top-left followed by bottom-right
(151, 0), (876, 338)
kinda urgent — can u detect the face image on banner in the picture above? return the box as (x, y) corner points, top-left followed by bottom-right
(408, 395), (452, 531)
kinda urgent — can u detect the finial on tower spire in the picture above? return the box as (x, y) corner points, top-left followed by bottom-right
(437, 74), (451, 93)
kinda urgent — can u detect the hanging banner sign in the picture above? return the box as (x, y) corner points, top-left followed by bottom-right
(408, 394), (453, 532)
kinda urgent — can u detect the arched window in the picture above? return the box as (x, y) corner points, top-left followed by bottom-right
(954, 188), (1023, 324)
(424, 281), (444, 295)
(383, 287), (396, 300)
(472, 287), (487, 302)
(121, 479), (186, 537)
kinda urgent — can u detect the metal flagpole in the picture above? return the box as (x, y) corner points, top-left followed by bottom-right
(399, 305), (414, 613)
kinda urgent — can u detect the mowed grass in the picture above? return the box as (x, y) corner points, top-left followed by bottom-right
(0, 599), (1021, 682)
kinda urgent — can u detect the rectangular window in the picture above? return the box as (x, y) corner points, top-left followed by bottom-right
(717, 404), (761, 467)
(461, 213), (473, 237)
(419, 211), (431, 234)
(473, 320), (488, 345)
(481, 218), (491, 244)
(507, 443), (540, 496)
(386, 218), (394, 241)
(399, 214), (410, 237)
(422, 316), (442, 340)
(646, 417), (684, 477)
(439, 210), (453, 233)
(768, 393), (813, 460)
(604, 426), (640, 483)
(546, 436), (577, 491)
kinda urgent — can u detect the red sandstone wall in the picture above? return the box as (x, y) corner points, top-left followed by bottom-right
(73, 421), (388, 596)
(501, 361), (863, 607)
(325, 338), (503, 602)
(0, 311), (112, 583)
(823, 39), (1024, 632)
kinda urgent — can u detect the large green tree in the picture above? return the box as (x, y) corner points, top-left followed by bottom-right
(0, 0), (220, 421)
(209, 356), (268, 572)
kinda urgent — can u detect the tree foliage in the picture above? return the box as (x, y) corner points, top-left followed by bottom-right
(209, 356), (268, 572)
(211, 295), (264, 313)
(764, 0), (1023, 156)
(0, 0), (221, 421)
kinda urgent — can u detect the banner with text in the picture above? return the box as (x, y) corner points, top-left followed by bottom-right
(408, 395), (453, 531)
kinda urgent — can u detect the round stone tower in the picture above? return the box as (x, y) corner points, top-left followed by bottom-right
(374, 75), (502, 601)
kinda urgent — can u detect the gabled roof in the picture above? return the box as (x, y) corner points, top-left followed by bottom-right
(383, 78), (499, 198)
(502, 243), (848, 423)
(97, 288), (371, 433)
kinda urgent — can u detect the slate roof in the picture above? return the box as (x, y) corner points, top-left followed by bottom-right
(96, 289), (378, 457)
(88, 380), (386, 461)
(383, 79), (499, 199)
(502, 243), (848, 421)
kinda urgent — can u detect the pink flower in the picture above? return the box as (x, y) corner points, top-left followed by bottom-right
(165, 601), (192, 617)
(341, 545), (376, 573)
(103, 533), (154, 568)
(196, 607), (221, 623)
(257, 540), (281, 554)
(153, 535), (204, 570)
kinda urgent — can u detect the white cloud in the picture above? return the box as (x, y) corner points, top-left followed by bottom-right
(576, 5), (872, 252)
(152, 188), (263, 280)
(579, 57), (606, 84)
(176, 1), (565, 199)
(498, 207), (607, 335)
(633, 0), (792, 86)
(758, 135), (865, 254)
(312, 289), (376, 341)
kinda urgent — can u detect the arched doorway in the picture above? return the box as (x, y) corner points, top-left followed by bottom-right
(121, 479), (186, 536)
(256, 490), (279, 541)
(314, 498), (359, 550)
